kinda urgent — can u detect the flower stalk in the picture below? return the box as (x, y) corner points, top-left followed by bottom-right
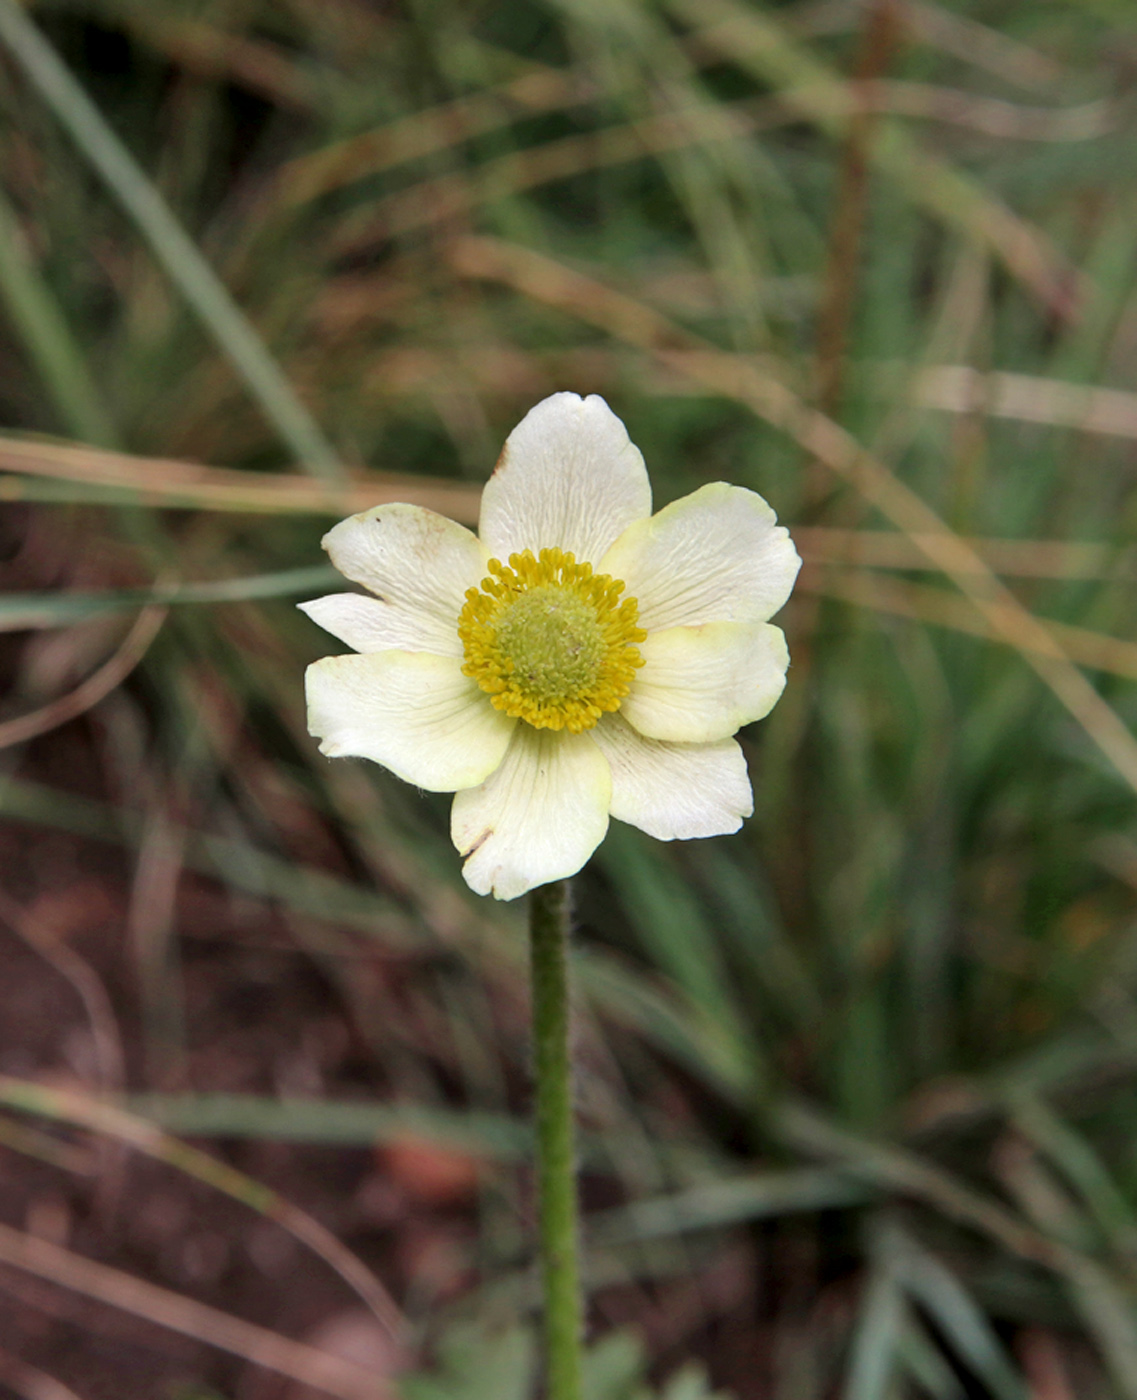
(529, 877), (583, 1400)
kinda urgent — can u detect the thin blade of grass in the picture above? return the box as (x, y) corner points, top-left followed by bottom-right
(589, 1167), (876, 1246)
(775, 1100), (1058, 1270)
(0, 1111), (96, 1175)
(664, 0), (1086, 318)
(0, 1219), (394, 1400)
(996, 1141), (1137, 1400)
(116, 1090), (531, 1159)
(0, 186), (119, 447)
(577, 948), (753, 1106)
(0, 1075), (405, 1339)
(0, 0), (341, 476)
(843, 1261), (905, 1400)
(0, 1348), (85, 1400)
(0, 566), (339, 631)
(0, 605), (165, 749)
(0, 433), (479, 520)
(915, 366), (1137, 439)
(896, 1314), (966, 1399)
(0, 774), (424, 949)
(883, 1223), (1028, 1400)
(795, 529), (1132, 580)
(99, 0), (320, 111)
(803, 569), (1137, 682)
(1009, 1093), (1137, 1257)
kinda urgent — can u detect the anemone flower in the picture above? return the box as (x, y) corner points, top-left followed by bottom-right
(301, 392), (800, 900)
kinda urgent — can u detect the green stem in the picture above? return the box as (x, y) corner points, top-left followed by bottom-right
(529, 878), (584, 1400)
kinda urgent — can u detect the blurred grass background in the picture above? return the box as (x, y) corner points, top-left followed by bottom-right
(2, 0), (1137, 1395)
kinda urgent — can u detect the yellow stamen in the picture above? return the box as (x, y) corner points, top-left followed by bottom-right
(458, 548), (646, 733)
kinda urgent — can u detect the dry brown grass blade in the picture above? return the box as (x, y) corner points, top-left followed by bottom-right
(0, 1220), (395, 1400)
(326, 99), (786, 260)
(0, 1115), (95, 1175)
(804, 568), (1137, 681)
(274, 66), (591, 207)
(104, 6), (317, 111)
(326, 82), (1109, 266)
(666, 0), (1087, 319)
(126, 794), (187, 1086)
(813, 0), (898, 428)
(0, 889), (125, 1093)
(902, 0), (1069, 91)
(274, 25), (1102, 221)
(0, 434), (481, 523)
(448, 234), (1137, 792)
(915, 366), (1137, 440)
(0, 1076), (406, 1343)
(795, 527), (1132, 579)
(0, 1346), (85, 1400)
(0, 607), (166, 751)
(855, 82), (1114, 141)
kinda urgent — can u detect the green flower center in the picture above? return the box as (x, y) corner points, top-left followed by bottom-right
(457, 548), (646, 733)
(493, 585), (607, 702)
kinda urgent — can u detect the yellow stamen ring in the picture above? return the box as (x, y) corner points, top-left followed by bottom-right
(458, 548), (646, 733)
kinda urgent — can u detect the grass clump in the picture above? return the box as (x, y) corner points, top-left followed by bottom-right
(1, 0), (1136, 1395)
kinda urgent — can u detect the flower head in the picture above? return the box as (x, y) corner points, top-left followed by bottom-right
(301, 393), (800, 900)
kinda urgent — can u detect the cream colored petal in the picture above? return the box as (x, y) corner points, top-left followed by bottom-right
(451, 726), (612, 900)
(305, 651), (514, 792)
(480, 393), (652, 565)
(299, 592), (461, 657)
(600, 482), (801, 631)
(620, 622), (789, 743)
(591, 714), (752, 840)
(320, 503), (489, 651)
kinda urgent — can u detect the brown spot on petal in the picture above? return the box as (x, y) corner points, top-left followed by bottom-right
(460, 828), (493, 859)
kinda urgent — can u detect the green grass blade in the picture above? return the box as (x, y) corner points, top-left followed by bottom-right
(120, 1091), (531, 1159)
(663, 0), (1085, 315)
(896, 1315), (965, 1400)
(590, 1167), (875, 1246)
(0, 0), (342, 477)
(0, 564), (339, 631)
(843, 1263), (905, 1400)
(1010, 1092), (1137, 1252)
(0, 185), (119, 447)
(0, 774), (424, 949)
(885, 1226), (1027, 1400)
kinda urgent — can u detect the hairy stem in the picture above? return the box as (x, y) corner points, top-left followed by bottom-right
(529, 878), (583, 1400)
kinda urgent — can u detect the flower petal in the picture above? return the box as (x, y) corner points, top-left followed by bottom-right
(600, 482), (801, 631)
(299, 592), (461, 657)
(620, 622), (789, 743)
(320, 503), (489, 654)
(591, 714), (752, 840)
(305, 651), (514, 791)
(451, 727), (612, 900)
(479, 393), (652, 565)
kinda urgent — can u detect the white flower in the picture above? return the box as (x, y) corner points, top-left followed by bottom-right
(301, 393), (800, 900)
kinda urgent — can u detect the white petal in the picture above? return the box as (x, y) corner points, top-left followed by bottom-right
(591, 714), (753, 841)
(600, 482), (801, 631)
(299, 593), (461, 657)
(320, 503), (489, 654)
(620, 622), (789, 743)
(479, 393), (652, 565)
(451, 726), (612, 900)
(305, 651), (514, 792)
